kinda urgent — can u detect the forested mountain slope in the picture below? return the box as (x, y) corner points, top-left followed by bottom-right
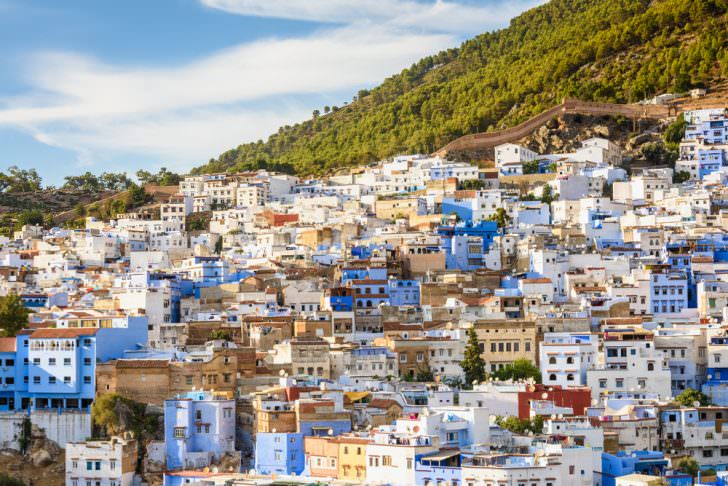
(193, 0), (728, 176)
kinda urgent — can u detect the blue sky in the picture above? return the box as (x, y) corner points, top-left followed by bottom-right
(0, 0), (544, 186)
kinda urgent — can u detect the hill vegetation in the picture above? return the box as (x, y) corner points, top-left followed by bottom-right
(194, 0), (728, 176)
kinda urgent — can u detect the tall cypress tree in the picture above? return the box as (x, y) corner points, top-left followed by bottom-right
(461, 327), (486, 389)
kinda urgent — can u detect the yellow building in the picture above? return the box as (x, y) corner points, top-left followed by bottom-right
(472, 319), (538, 373)
(375, 196), (425, 220)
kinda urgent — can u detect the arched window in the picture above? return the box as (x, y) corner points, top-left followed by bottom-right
(195, 410), (202, 420)
(566, 357), (574, 364)
(647, 362), (654, 371)
(549, 374), (557, 381)
(567, 373), (574, 381)
(549, 357), (557, 365)
(366, 300), (373, 308)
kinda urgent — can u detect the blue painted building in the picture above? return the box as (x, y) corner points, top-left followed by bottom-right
(254, 432), (305, 475)
(437, 221), (498, 271)
(648, 267), (689, 315)
(0, 316), (147, 412)
(20, 291), (68, 309)
(416, 452), (462, 486)
(665, 243), (697, 308)
(441, 197), (478, 223)
(685, 115), (728, 144)
(698, 148), (725, 179)
(164, 391), (238, 471)
(340, 264), (388, 285)
(323, 287), (354, 312)
(388, 279), (420, 306)
(598, 451), (668, 486)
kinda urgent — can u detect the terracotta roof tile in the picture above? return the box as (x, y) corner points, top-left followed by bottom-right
(30, 328), (99, 339)
(0, 338), (16, 353)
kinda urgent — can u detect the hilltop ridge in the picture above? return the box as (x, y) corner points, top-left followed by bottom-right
(193, 0), (728, 177)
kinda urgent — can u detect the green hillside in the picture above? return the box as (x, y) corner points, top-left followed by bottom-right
(193, 0), (728, 176)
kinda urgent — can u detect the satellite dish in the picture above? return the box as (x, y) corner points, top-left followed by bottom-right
(550, 414), (556, 420)
(693, 400), (701, 408)
(591, 399), (598, 406)
(279, 369), (286, 376)
(272, 428), (277, 433)
(557, 414), (563, 419)
(542, 393), (549, 400)
(328, 428), (334, 436)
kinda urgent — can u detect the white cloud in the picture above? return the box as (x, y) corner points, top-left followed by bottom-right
(201, 0), (545, 34)
(0, 0), (544, 175)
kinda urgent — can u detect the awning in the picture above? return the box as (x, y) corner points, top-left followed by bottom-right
(345, 391), (371, 403)
(421, 450), (461, 462)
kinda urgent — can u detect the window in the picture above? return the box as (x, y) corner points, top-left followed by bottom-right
(406, 457), (413, 469)
(599, 379), (607, 388)
(83, 358), (91, 366)
(64, 376), (71, 384)
(48, 358), (56, 366)
(185, 375), (193, 385)
(416, 352), (424, 362)
(48, 377), (56, 384)
(174, 427), (185, 438)
(83, 376), (91, 384)
(110, 459), (116, 470)
(86, 461), (93, 471)
(616, 379), (624, 388)
(33, 376), (40, 384)
(382, 455), (392, 466)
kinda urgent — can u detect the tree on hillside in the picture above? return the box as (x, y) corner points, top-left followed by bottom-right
(641, 142), (678, 167)
(125, 183), (148, 208)
(673, 171), (691, 183)
(136, 168), (181, 187)
(16, 209), (44, 228)
(496, 415), (544, 435)
(63, 172), (102, 192)
(664, 113), (686, 151)
(523, 160), (540, 174)
(208, 329), (232, 341)
(0, 473), (24, 486)
(460, 179), (486, 190)
(0, 294), (30, 337)
(540, 184), (557, 204)
(487, 208), (510, 229)
(675, 388), (711, 407)
(492, 358), (541, 383)
(0, 166), (42, 193)
(461, 327), (486, 389)
(92, 393), (163, 473)
(677, 457), (699, 478)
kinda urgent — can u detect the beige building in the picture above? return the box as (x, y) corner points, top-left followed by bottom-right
(472, 320), (537, 373)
